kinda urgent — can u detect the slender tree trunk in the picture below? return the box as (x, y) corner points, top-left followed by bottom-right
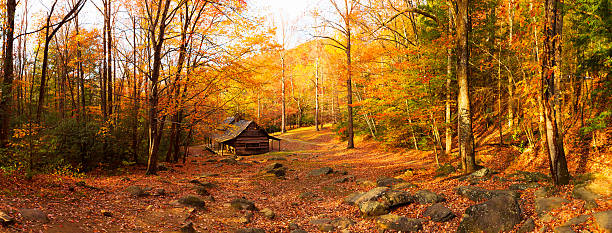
(507, 0), (514, 129)
(346, 16), (354, 149)
(281, 56), (287, 133)
(542, 0), (570, 185)
(0, 0), (17, 145)
(315, 58), (320, 131)
(455, 0), (476, 173)
(445, 4), (453, 154)
(146, 0), (172, 175)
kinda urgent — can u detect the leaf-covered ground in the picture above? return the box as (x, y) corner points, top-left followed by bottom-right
(0, 126), (610, 232)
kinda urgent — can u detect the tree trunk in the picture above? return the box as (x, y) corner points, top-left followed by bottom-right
(346, 15), (354, 149)
(445, 4), (453, 154)
(542, 0), (570, 185)
(146, 0), (172, 175)
(315, 58), (320, 131)
(0, 0), (17, 145)
(281, 56), (287, 133)
(455, 0), (476, 173)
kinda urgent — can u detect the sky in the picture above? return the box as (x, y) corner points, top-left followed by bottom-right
(21, 0), (336, 50)
(247, 0), (331, 48)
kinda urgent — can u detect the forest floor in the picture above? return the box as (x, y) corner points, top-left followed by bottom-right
(0, 125), (611, 232)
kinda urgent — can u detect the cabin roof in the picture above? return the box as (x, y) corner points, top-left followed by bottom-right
(213, 118), (280, 143)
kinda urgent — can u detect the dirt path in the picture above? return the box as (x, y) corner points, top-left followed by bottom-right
(0, 126), (610, 232)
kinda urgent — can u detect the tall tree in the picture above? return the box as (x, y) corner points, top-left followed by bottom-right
(323, 0), (357, 149)
(0, 0), (18, 145)
(145, 0), (175, 175)
(455, 0), (476, 173)
(542, 0), (570, 185)
(35, 0), (86, 121)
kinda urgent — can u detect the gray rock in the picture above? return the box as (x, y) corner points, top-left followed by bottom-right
(358, 201), (389, 216)
(377, 214), (424, 232)
(423, 203), (456, 222)
(535, 197), (570, 216)
(414, 190), (446, 204)
(0, 210), (14, 225)
(343, 192), (365, 205)
(231, 198), (257, 211)
(19, 209), (49, 223)
(235, 228), (265, 233)
(573, 186), (601, 201)
(379, 190), (414, 208)
(126, 185), (146, 197)
(554, 226), (576, 233)
(178, 195), (206, 208)
(194, 186), (210, 196)
(354, 187), (389, 204)
(563, 215), (589, 227)
(509, 182), (540, 190)
(264, 162), (283, 170)
(455, 186), (520, 201)
(308, 167), (333, 176)
(471, 167), (491, 178)
(309, 218), (333, 232)
(593, 210), (612, 232)
(331, 217), (355, 229)
(393, 182), (418, 189)
(190, 179), (215, 188)
(153, 188), (166, 196)
(334, 175), (355, 183)
(260, 208), (275, 219)
(376, 176), (405, 187)
(180, 221), (197, 233)
(239, 212), (253, 224)
(456, 195), (523, 233)
(518, 218), (536, 233)
(266, 167), (287, 177)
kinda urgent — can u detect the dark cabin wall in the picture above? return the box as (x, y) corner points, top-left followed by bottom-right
(228, 123), (271, 155)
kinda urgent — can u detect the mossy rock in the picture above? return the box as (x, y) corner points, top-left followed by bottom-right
(435, 164), (456, 178)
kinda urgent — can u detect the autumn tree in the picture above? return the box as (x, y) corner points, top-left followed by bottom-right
(0, 0), (18, 145)
(541, 0), (570, 185)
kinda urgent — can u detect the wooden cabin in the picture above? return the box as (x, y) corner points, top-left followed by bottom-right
(211, 117), (280, 155)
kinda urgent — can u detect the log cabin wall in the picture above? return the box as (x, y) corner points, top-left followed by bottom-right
(228, 123), (271, 155)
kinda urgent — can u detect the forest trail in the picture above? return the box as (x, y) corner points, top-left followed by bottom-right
(1, 126), (611, 232)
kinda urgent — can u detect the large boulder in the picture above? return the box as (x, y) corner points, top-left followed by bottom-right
(376, 176), (405, 187)
(358, 201), (389, 216)
(19, 209), (50, 223)
(178, 195), (206, 208)
(379, 190), (414, 208)
(455, 186), (520, 201)
(126, 185), (146, 197)
(308, 167), (333, 176)
(535, 197), (570, 216)
(414, 190), (446, 204)
(231, 198), (257, 211)
(377, 214), (424, 232)
(263, 163), (286, 177)
(423, 203), (456, 222)
(517, 218), (536, 233)
(593, 210), (612, 233)
(344, 192), (365, 205)
(572, 186), (601, 201)
(470, 167), (491, 178)
(353, 187), (389, 204)
(456, 195), (523, 233)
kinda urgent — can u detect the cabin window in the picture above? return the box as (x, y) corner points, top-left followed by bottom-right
(246, 143), (259, 148)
